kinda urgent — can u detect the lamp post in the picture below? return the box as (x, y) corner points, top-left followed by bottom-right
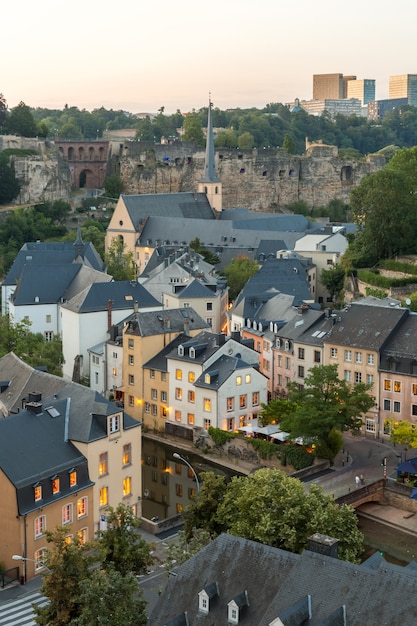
(173, 452), (200, 493)
(12, 554), (51, 582)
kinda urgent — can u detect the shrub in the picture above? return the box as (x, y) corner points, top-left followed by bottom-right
(248, 438), (277, 460)
(284, 444), (314, 470)
(208, 427), (234, 446)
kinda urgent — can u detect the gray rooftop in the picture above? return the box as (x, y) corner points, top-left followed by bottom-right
(124, 307), (209, 337)
(121, 192), (216, 228)
(61, 280), (160, 313)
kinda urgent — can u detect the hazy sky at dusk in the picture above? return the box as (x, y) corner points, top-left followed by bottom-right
(3, 0), (416, 114)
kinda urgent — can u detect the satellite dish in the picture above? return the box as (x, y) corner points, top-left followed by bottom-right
(406, 298), (411, 306)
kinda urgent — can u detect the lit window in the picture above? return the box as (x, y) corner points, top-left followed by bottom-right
(204, 418), (211, 430)
(62, 503), (72, 525)
(188, 390), (195, 403)
(123, 443), (131, 466)
(99, 452), (108, 475)
(34, 515), (46, 538)
(34, 484), (42, 501)
(123, 477), (132, 496)
(112, 367), (117, 376)
(69, 470), (77, 487)
(394, 381), (401, 393)
(188, 413), (195, 425)
(240, 395), (247, 409)
(245, 374), (251, 384)
(176, 369), (182, 380)
(204, 398), (212, 412)
(176, 503), (183, 513)
(236, 376), (242, 386)
(52, 477), (60, 494)
(65, 535), (73, 545)
(384, 380), (392, 391)
(35, 549), (47, 572)
(252, 392), (259, 406)
(413, 384), (417, 396)
(99, 487), (108, 507)
(176, 484), (183, 497)
(227, 397), (234, 412)
(77, 496), (87, 518)
(109, 415), (120, 433)
(188, 371), (195, 382)
(175, 410), (181, 422)
(77, 528), (88, 545)
(175, 388), (182, 400)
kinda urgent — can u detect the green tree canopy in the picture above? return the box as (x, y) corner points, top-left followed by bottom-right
(390, 420), (417, 449)
(320, 264), (346, 302)
(182, 471), (228, 541)
(6, 101), (38, 137)
(189, 237), (220, 265)
(182, 112), (204, 146)
(105, 237), (136, 281)
(0, 153), (20, 204)
(104, 173), (123, 198)
(282, 132), (296, 154)
(222, 255), (259, 301)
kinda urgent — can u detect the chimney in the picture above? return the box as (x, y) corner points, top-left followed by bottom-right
(184, 318), (190, 336)
(307, 533), (339, 559)
(134, 300), (139, 314)
(28, 391), (42, 403)
(26, 401), (42, 414)
(107, 299), (113, 330)
(163, 316), (171, 330)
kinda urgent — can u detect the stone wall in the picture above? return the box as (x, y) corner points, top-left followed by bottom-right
(116, 142), (386, 211)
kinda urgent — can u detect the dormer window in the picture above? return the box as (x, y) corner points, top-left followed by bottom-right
(69, 470), (77, 487)
(276, 338), (281, 348)
(109, 414), (120, 434)
(228, 591), (249, 624)
(205, 373), (211, 384)
(178, 345), (184, 356)
(198, 582), (219, 615)
(52, 477), (60, 495)
(285, 340), (290, 352)
(34, 484), (42, 501)
(189, 347), (196, 358)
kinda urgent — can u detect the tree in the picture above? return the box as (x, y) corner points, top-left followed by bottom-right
(214, 469), (363, 562)
(189, 236), (220, 265)
(282, 133), (296, 154)
(6, 101), (38, 137)
(104, 173), (123, 198)
(0, 153), (20, 204)
(182, 112), (204, 146)
(96, 504), (154, 576)
(390, 420), (417, 449)
(164, 528), (212, 569)
(320, 264), (345, 302)
(73, 568), (147, 626)
(0, 93), (7, 129)
(237, 132), (254, 150)
(182, 471), (228, 541)
(279, 365), (375, 463)
(36, 200), (71, 224)
(222, 255), (259, 301)
(33, 527), (92, 626)
(105, 237), (136, 281)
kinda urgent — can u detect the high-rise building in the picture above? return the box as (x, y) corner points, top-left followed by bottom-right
(342, 75), (357, 98)
(389, 74), (417, 107)
(313, 74), (344, 100)
(347, 79), (376, 105)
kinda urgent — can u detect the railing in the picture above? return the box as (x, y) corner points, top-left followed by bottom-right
(0, 566), (19, 588)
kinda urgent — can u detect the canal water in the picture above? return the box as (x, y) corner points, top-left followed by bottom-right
(142, 438), (417, 565)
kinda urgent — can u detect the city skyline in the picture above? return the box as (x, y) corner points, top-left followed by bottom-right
(3, 0), (417, 115)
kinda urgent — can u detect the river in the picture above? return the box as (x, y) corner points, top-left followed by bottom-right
(142, 437), (417, 565)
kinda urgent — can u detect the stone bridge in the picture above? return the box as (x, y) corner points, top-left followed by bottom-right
(55, 139), (110, 190)
(337, 478), (417, 512)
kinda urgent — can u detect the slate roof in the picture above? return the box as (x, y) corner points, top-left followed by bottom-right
(165, 330), (225, 365)
(61, 280), (160, 313)
(380, 312), (417, 374)
(275, 308), (325, 341)
(194, 353), (255, 390)
(323, 302), (409, 351)
(143, 334), (191, 372)
(124, 307), (209, 338)
(150, 533), (417, 626)
(171, 279), (219, 299)
(3, 240), (105, 287)
(121, 192), (216, 228)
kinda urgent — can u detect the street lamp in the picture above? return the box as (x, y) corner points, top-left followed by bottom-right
(12, 554), (51, 579)
(173, 452), (200, 493)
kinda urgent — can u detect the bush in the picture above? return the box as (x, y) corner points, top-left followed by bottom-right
(248, 438), (277, 460)
(284, 444), (314, 470)
(208, 427), (234, 446)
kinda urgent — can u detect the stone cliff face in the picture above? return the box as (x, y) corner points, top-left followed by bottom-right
(116, 142), (386, 211)
(0, 136), (72, 205)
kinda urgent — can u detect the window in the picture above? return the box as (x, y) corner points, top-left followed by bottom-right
(384, 399), (391, 411)
(152, 470), (158, 482)
(77, 496), (87, 518)
(161, 372), (167, 382)
(150, 369), (155, 378)
(145, 402), (150, 413)
(354, 372), (362, 383)
(355, 352), (362, 363)
(344, 370), (351, 382)
(188, 390), (195, 403)
(52, 477), (60, 494)
(413, 384), (417, 396)
(99, 487), (108, 507)
(123, 477), (132, 496)
(129, 395), (134, 406)
(384, 380), (392, 391)
(129, 355), (134, 365)
(109, 415), (120, 433)
(245, 374), (251, 384)
(206, 317), (213, 327)
(394, 401), (401, 413)
(412, 405), (417, 417)
(34, 484), (42, 501)
(35, 549), (47, 572)
(330, 348), (337, 358)
(176, 484), (183, 497)
(69, 470), (77, 487)
(77, 528), (88, 545)
(236, 376), (242, 386)
(62, 503), (72, 525)
(188, 413), (195, 425)
(151, 388), (157, 400)
(188, 371), (195, 383)
(345, 350), (352, 362)
(35, 515), (46, 538)
(285, 357), (290, 370)
(46, 314), (51, 323)
(204, 398), (211, 411)
(151, 404), (157, 416)
(227, 418), (234, 431)
(365, 419), (376, 433)
(129, 374), (134, 385)
(161, 391), (167, 403)
(239, 395), (247, 409)
(188, 487), (196, 498)
(176, 369), (182, 380)
(176, 503), (183, 513)
(252, 392), (259, 406)
(298, 348), (305, 360)
(112, 367), (117, 376)
(113, 352), (118, 359)
(123, 443), (131, 466)
(206, 302), (213, 311)
(44, 331), (53, 342)
(314, 351), (321, 363)
(99, 452), (108, 476)
(128, 339), (134, 349)
(367, 374), (374, 384)
(175, 388), (182, 400)
(204, 418), (211, 430)
(394, 381), (401, 393)
(367, 354), (374, 365)
(298, 366), (305, 378)
(175, 410), (181, 422)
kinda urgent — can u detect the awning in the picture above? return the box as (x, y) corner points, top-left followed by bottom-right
(257, 424), (281, 436)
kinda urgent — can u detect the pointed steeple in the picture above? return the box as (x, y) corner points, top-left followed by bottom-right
(198, 96), (222, 214)
(73, 223), (85, 260)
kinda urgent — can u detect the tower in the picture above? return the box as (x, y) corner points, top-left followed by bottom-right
(198, 97), (222, 214)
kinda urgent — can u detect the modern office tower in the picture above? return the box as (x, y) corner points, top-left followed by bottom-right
(347, 79), (376, 105)
(389, 74), (417, 107)
(342, 75), (357, 98)
(313, 74), (344, 100)
(368, 98), (408, 121)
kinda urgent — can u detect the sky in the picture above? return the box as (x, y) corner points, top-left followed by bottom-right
(3, 0), (417, 115)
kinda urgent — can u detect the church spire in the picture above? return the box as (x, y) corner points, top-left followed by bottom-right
(198, 95), (222, 214)
(73, 223), (85, 260)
